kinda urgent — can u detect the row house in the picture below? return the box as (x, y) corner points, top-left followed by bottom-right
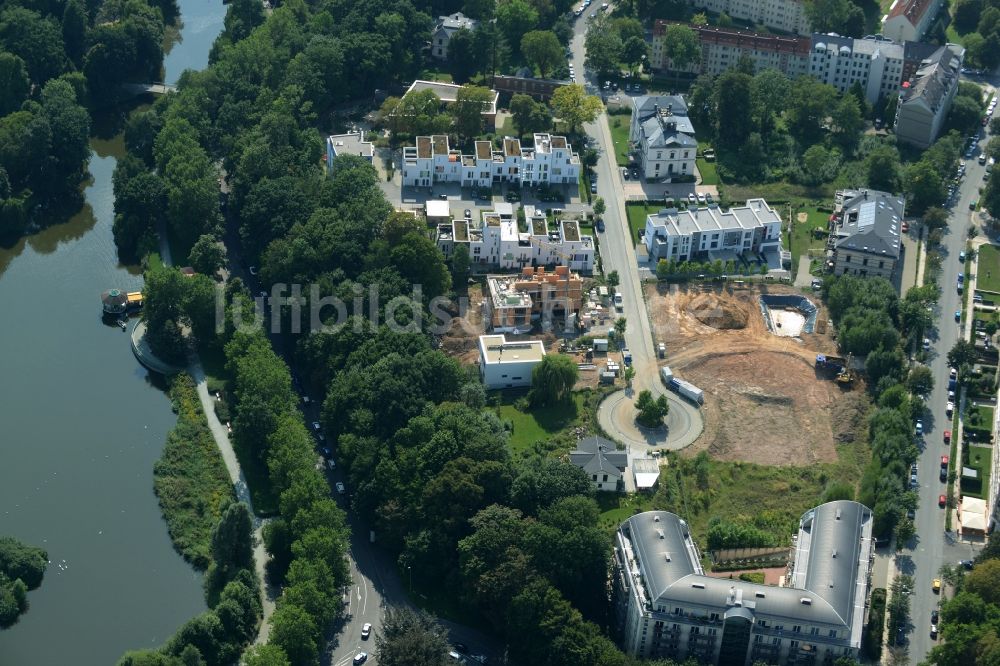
(402, 134), (580, 188)
(437, 204), (595, 272)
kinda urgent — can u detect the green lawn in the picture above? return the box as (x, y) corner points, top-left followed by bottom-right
(977, 244), (1000, 293)
(976, 405), (995, 426)
(626, 202), (663, 244)
(416, 67), (453, 83)
(962, 444), (992, 499)
(608, 113), (631, 166)
(725, 181), (836, 204)
(696, 158), (719, 186)
(597, 491), (656, 532)
(579, 170), (592, 204)
(495, 392), (587, 456)
(787, 205), (831, 269)
(649, 442), (867, 552)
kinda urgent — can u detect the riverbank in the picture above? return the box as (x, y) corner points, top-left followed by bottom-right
(154, 375), (234, 569)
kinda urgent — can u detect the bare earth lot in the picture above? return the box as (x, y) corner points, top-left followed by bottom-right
(646, 282), (866, 465)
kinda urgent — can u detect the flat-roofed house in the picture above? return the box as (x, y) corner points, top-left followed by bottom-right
(478, 334), (545, 388)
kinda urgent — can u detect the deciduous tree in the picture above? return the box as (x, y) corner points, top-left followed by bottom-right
(550, 84), (603, 133)
(521, 30), (562, 78)
(530, 354), (579, 406)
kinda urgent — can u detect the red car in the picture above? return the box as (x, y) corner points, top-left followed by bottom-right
(902, 221), (909, 233)
(942, 455), (949, 466)
(939, 494), (947, 508)
(943, 430), (951, 444)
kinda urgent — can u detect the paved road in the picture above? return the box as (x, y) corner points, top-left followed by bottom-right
(155, 219), (276, 640)
(568, 14), (704, 452)
(901, 113), (988, 661)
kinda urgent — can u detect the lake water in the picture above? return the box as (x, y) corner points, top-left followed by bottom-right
(0, 1), (226, 663)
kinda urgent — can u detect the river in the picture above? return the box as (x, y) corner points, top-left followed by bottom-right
(0, 1), (226, 663)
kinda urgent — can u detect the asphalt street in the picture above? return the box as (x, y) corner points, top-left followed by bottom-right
(900, 109), (990, 661)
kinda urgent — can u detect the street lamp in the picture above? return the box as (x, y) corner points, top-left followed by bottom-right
(407, 565), (412, 593)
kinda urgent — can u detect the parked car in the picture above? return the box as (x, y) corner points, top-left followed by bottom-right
(947, 401), (954, 416)
(916, 420), (924, 436)
(955, 310), (962, 322)
(901, 220), (909, 233)
(959, 559), (974, 570)
(353, 654), (368, 665)
(960, 250), (967, 261)
(336, 481), (346, 495)
(631, 168), (638, 178)
(923, 337), (931, 351)
(622, 167), (629, 180)
(596, 219), (605, 232)
(931, 623), (938, 638)
(464, 208), (471, 218)
(687, 193), (697, 204)
(933, 578), (942, 593)
(590, 180), (597, 194)
(932, 609), (940, 623)
(939, 494), (947, 508)
(697, 193), (707, 204)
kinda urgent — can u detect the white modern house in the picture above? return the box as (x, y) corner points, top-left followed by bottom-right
(613, 501), (874, 664)
(437, 204), (595, 272)
(630, 96), (696, 182)
(402, 134), (580, 188)
(895, 44), (964, 148)
(643, 199), (783, 264)
(478, 334), (545, 389)
(431, 12), (479, 59)
(325, 131), (374, 173)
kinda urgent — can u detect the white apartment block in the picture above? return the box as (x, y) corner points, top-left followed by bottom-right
(437, 203), (595, 272)
(810, 34), (904, 105)
(478, 334), (545, 389)
(401, 134), (580, 188)
(688, 0), (810, 34)
(644, 199), (783, 264)
(651, 22), (917, 106)
(613, 502), (874, 664)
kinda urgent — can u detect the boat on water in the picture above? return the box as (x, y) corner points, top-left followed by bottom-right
(101, 289), (143, 317)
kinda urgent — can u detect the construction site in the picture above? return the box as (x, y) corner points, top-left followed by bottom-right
(645, 282), (868, 465)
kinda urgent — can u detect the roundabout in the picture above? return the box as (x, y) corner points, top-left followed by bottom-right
(597, 382), (703, 452)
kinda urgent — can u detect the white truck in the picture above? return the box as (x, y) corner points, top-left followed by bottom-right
(613, 292), (623, 311)
(667, 376), (704, 405)
(660, 366), (673, 385)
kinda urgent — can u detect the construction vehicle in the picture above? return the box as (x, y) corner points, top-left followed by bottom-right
(815, 354), (847, 373)
(835, 354), (855, 386)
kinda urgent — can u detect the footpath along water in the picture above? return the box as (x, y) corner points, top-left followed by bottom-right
(0, 2), (226, 663)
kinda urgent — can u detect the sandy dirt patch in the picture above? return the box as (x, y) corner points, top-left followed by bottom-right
(645, 282), (855, 465)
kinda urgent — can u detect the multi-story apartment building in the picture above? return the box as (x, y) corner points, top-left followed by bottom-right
(484, 266), (584, 332)
(687, 0), (810, 34)
(895, 44), (964, 148)
(829, 189), (905, 279)
(652, 22), (942, 109)
(629, 96), (697, 182)
(402, 134), (580, 188)
(882, 0), (942, 43)
(613, 501), (874, 664)
(430, 12), (478, 59)
(643, 199), (783, 264)
(437, 204), (595, 272)
(809, 34), (904, 104)
(651, 22), (811, 77)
